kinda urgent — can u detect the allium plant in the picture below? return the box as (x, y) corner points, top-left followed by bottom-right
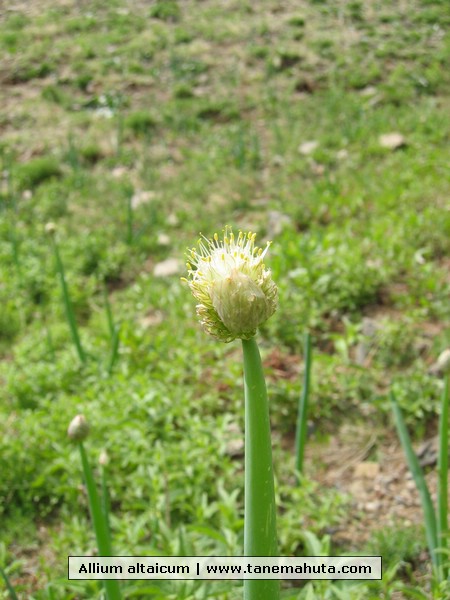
(391, 369), (450, 585)
(68, 415), (122, 600)
(46, 223), (86, 365)
(185, 227), (280, 600)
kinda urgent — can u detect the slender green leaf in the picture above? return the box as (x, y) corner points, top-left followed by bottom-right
(390, 392), (439, 571)
(100, 464), (112, 552)
(103, 284), (116, 339)
(295, 332), (312, 476)
(51, 237), (86, 364)
(126, 187), (133, 245)
(437, 374), (449, 579)
(79, 443), (122, 600)
(107, 325), (121, 375)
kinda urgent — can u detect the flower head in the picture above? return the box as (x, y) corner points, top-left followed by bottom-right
(184, 227), (278, 342)
(67, 414), (90, 442)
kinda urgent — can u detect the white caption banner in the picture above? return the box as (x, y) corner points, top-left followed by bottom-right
(69, 556), (382, 580)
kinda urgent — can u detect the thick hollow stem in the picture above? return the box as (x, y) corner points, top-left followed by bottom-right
(242, 337), (279, 600)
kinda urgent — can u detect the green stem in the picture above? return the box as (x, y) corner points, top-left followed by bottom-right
(79, 443), (122, 600)
(100, 464), (112, 552)
(51, 237), (86, 364)
(8, 191), (22, 281)
(67, 133), (80, 172)
(391, 392), (440, 573)
(107, 325), (121, 375)
(242, 338), (279, 600)
(295, 332), (312, 476)
(44, 319), (56, 363)
(437, 374), (449, 580)
(126, 189), (133, 245)
(103, 284), (116, 339)
(10, 226), (21, 278)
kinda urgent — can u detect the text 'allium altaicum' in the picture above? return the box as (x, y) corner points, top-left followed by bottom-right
(185, 228), (278, 342)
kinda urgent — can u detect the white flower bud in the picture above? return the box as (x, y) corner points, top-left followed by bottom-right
(184, 228), (278, 342)
(67, 414), (90, 442)
(435, 349), (450, 374)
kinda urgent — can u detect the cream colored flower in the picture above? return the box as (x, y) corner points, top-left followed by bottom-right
(185, 228), (278, 342)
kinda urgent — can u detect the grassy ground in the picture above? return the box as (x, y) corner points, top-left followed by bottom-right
(1, 0), (449, 598)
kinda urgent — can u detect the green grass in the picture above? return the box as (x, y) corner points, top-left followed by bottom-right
(0, 0), (450, 597)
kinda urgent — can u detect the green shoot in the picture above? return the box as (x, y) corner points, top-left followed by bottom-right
(390, 392), (440, 573)
(437, 374), (449, 579)
(79, 443), (122, 600)
(295, 332), (312, 476)
(48, 229), (86, 364)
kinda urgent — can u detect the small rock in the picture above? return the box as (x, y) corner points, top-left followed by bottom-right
(252, 197), (270, 207)
(354, 461), (380, 479)
(167, 213), (179, 227)
(171, 148), (184, 163)
(272, 154), (284, 166)
(355, 317), (378, 365)
(131, 190), (155, 209)
(348, 480), (366, 497)
(310, 162), (325, 175)
(157, 233), (171, 246)
(379, 132), (406, 150)
(225, 438), (244, 458)
(354, 343), (368, 366)
(112, 166), (127, 178)
(360, 86), (377, 97)
(160, 164), (177, 181)
(365, 501), (380, 512)
(95, 107), (114, 119)
(298, 140), (319, 155)
(336, 149), (348, 160)
(140, 310), (164, 328)
(266, 210), (292, 238)
(208, 193), (227, 207)
(150, 145), (170, 161)
(153, 258), (182, 277)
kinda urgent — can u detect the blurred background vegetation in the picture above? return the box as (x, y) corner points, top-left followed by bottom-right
(0, 0), (449, 597)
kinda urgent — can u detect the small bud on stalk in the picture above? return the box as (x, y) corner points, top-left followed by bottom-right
(436, 349), (450, 375)
(67, 414), (90, 442)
